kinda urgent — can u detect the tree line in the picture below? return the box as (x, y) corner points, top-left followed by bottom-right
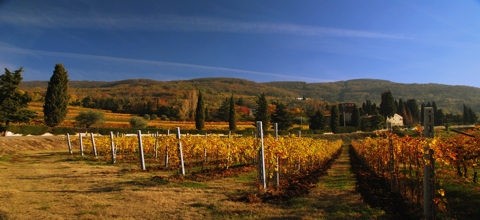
(1, 65), (478, 135)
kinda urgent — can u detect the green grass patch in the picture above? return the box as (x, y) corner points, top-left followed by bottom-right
(232, 170), (256, 183)
(0, 154), (13, 162)
(440, 179), (480, 219)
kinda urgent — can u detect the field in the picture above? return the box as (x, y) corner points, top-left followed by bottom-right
(28, 102), (263, 130)
(0, 135), (412, 219)
(3, 128), (480, 219)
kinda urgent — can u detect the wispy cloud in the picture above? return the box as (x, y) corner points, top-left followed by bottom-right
(0, 44), (329, 82)
(0, 9), (411, 40)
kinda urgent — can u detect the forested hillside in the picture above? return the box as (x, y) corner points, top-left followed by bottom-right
(20, 78), (480, 114)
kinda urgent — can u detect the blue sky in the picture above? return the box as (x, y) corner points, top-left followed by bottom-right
(1, 0), (480, 87)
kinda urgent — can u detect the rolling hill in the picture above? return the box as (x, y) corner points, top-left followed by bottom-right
(20, 78), (480, 114)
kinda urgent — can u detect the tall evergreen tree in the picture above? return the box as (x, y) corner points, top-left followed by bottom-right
(217, 98), (230, 121)
(365, 100), (372, 115)
(468, 107), (478, 124)
(330, 105), (340, 133)
(371, 109), (385, 130)
(406, 99), (420, 123)
(404, 107), (412, 125)
(205, 107), (211, 122)
(254, 93), (270, 131)
(309, 109), (326, 130)
(379, 91), (397, 119)
(397, 99), (405, 116)
(0, 67), (36, 135)
(351, 104), (361, 129)
(43, 63), (70, 127)
(421, 103), (426, 123)
(228, 94), (236, 131)
(195, 91), (205, 130)
(271, 102), (293, 131)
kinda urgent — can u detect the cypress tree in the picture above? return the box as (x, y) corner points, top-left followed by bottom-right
(421, 103), (426, 123)
(379, 91), (397, 119)
(351, 104), (361, 129)
(330, 105), (340, 133)
(43, 63), (70, 127)
(195, 91), (205, 130)
(406, 99), (419, 123)
(254, 93), (270, 131)
(228, 94), (236, 131)
(309, 109), (326, 130)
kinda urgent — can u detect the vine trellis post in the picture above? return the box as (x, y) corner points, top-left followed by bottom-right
(274, 123), (280, 189)
(137, 130), (146, 171)
(176, 127), (185, 176)
(110, 131), (116, 164)
(79, 133), (84, 157)
(387, 122), (395, 190)
(423, 107), (435, 220)
(257, 121), (266, 193)
(90, 133), (98, 159)
(66, 133), (73, 155)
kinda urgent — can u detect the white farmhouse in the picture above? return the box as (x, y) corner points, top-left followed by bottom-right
(386, 113), (404, 126)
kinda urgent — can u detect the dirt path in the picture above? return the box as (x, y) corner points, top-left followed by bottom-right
(271, 145), (385, 219)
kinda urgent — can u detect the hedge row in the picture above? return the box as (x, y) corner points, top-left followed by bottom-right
(4, 125), (360, 136)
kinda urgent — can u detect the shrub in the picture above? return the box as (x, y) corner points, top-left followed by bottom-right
(50, 127), (76, 135)
(8, 125), (48, 135)
(130, 116), (148, 128)
(143, 114), (151, 120)
(151, 114), (158, 120)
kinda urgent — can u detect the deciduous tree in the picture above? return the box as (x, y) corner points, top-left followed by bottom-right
(75, 110), (105, 129)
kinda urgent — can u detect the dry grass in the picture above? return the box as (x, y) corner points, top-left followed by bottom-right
(0, 138), (386, 219)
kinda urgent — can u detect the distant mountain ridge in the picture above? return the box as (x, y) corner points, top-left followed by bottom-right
(21, 78), (480, 114)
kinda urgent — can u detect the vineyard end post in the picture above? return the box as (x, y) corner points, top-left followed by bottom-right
(423, 107), (435, 220)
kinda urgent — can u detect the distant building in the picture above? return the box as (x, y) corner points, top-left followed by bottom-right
(386, 113), (404, 126)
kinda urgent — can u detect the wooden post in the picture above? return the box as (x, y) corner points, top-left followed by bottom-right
(256, 121), (266, 193)
(165, 129), (170, 167)
(110, 132), (116, 164)
(66, 133), (73, 155)
(137, 130), (146, 171)
(226, 132), (231, 169)
(274, 123), (280, 189)
(154, 131), (159, 160)
(79, 133), (84, 157)
(176, 127), (185, 176)
(423, 107), (435, 220)
(204, 134), (207, 164)
(90, 133), (98, 159)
